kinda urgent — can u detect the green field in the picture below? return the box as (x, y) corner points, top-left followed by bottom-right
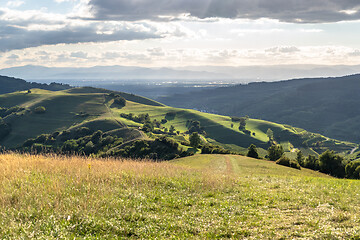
(1, 153), (360, 239)
(172, 154), (328, 178)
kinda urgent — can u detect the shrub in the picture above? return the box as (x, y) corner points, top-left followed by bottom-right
(114, 96), (126, 107)
(165, 111), (176, 120)
(91, 130), (103, 144)
(304, 155), (319, 170)
(276, 156), (301, 170)
(296, 151), (305, 166)
(75, 127), (92, 138)
(201, 144), (231, 154)
(243, 129), (251, 135)
(345, 160), (360, 179)
(34, 106), (46, 114)
(189, 132), (201, 148)
(318, 150), (345, 178)
(247, 144), (259, 159)
(267, 145), (284, 161)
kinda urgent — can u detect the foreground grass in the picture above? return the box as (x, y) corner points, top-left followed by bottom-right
(1, 153), (360, 239)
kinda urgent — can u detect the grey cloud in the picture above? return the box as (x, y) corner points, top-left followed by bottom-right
(349, 50), (360, 57)
(88, 0), (360, 23)
(0, 21), (162, 52)
(266, 46), (300, 53)
(102, 52), (121, 59)
(71, 51), (88, 58)
(7, 54), (19, 59)
(147, 48), (165, 56)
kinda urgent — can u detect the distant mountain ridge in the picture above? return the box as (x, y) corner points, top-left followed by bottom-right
(2, 64), (360, 84)
(161, 74), (360, 143)
(0, 65), (232, 83)
(0, 75), (71, 94)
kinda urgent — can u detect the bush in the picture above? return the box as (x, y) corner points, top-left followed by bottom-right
(276, 156), (301, 170)
(296, 151), (305, 167)
(247, 144), (259, 159)
(165, 112), (176, 120)
(318, 150), (345, 178)
(189, 132), (201, 148)
(34, 106), (46, 114)
(114, 96), (126, 107)
(267, 145), (284, 161)
(345, 160), (360, 179)
(243, 129), (251, 135)
(201, 144), (231, 154)
(303, 155), (319, 170)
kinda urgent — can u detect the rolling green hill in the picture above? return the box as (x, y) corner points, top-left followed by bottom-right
(0, 87), (356, 161)
(160, 74), (360, 143)
(0, 75), (71, 94)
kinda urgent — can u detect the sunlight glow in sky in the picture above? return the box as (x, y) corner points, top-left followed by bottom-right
(1, 0), (360, 68)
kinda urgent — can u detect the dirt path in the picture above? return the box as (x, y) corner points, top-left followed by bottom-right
(350, 147), (358, 155)
(224, 155), (234, 174)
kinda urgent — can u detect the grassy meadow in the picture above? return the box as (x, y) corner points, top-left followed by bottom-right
(1, 153), (360, 239)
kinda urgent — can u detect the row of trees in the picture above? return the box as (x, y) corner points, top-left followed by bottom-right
(22, 127), (191, 160)
(246, 143), (360, 178)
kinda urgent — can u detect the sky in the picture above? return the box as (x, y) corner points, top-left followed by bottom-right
(1, 0), (360, 69)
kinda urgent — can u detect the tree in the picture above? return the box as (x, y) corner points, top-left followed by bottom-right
(304, 155), (319, 170)
(318, 150), (345, 177)
(169, 125), (175, 134)
(142, 122), (154, 133)
(267, 145), (284, 161)
(34, 106), (46, 114)
(276, 156), (301, 170)
(266, 128), (274, 141)
(239, 117), (246, 130)
(345, 160), (360, 179)
(296, 150), (305, 166)
(247, 144), (259, 159)
(189, 132), (201, 149)
(114, 96), (126, 107)
(91, 130), (103, 144)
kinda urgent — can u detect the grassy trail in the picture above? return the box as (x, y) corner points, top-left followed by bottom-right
(0, 153), (360, 239)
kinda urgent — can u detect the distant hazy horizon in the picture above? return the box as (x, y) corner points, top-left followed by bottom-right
(1, 64), (360, 86)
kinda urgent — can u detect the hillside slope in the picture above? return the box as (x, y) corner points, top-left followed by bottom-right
(0, 87), (162, 149)
(160, 74), (360, 143)
(0, 75), (71, 94)
(0, 87), (356, 159)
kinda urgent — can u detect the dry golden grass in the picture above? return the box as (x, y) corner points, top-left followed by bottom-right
(1, 152), (360, 239)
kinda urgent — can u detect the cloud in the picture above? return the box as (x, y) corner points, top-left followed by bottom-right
(349, 50), (360, 57)
(6, 1), (24, 8)
(0, 22), (161, 52)
(7, 54), (19, 59)
(0, 6), (170, 52)
(71, 51), (88, 58)
(88, 0), (360, 23)
(266, 46), (300, 53)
